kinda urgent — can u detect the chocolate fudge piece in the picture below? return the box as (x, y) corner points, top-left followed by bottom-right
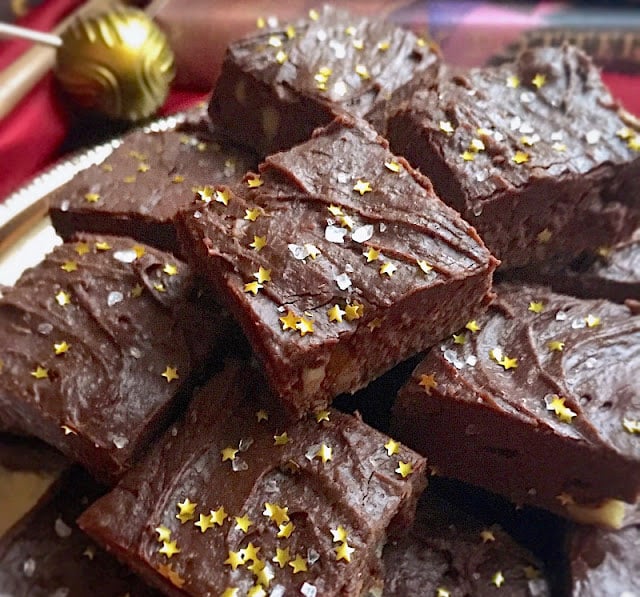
(502, 229), (640, 304)
(176, 116), (497, 416)
(566, 506), (640, 596)
(209, 5), (439, 156)
(0, 235), (235, 483)
(78, 360), (427, 596)
(49, 115), (258, 254)
(0, 465), (158, 596)
(392, 283), (640, 528)
(383, 491), (551, 596)
(386, 45), (640, 269)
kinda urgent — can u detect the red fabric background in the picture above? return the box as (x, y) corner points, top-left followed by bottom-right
(0, 0), (638, 203)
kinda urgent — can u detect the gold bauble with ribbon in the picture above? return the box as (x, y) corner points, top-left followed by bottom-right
(55, 6), (175, 121)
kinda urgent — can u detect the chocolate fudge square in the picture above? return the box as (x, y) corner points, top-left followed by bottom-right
(78, 361), (427, 596)
(383, 491), (551, 596)
(209, 5), (439, 156)
(566, 506), (640, 595)
(386, 45), (640, 269)
(49, 115), (257, 254)
(502, 229), (640, 305)
(0, 463), (158, 597)
(176, 116), (497, 416)
(392, 283), (640, 528)
(0, 235), (236, 484)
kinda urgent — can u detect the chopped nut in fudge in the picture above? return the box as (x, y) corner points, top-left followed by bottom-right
(0, 236), (238, 483)
(209, 5), (439, 156)
(176, 115), (497, 416)
(393, 283), (640, 528)
(78, 360), (427, 596)
(386, 46), (640, 269)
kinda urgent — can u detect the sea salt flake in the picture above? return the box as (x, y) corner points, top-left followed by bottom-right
(113, 249), (137, 264)
(325, 225), (347, 243)
(571, 318), (586, 329)
(301, 583), (317, 597)
(307, 549), (320, 564)
(555, 310), (568, 321)
(519, 122), (534, 134)
(107, 291), (124, 307)
(22, 558), (36, 577)
(586, 129), (601, 144)
(239, 437), (254, 452)
(379, 223), (387, 232)
(520, 91), (535, 104)
(54, 517), (72, 538)
(232, 458), (248, 472)
(510, 116), (522, 130)
(351, 224), (374, 243)
(37, 323), (53, 336)
(110, 434), (128, 449)
(466, 355), (478, 367)
(551, 131), (564, 141)
(335, 273), (352, 290)
(288, 244), (309, 260)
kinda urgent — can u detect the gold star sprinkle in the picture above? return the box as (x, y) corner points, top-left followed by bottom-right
(532, 73), (546, 89)
(256, 409), (269, 422)
(157, 563), (185, 588)
(137, 162), (150, 173)
(506, 75), (520, 88)
(60, 261), (77, 273)
(244, 281), (263, 295)
(452, 333), (466, 345)
(154, 283), (166, 293)
(263, 502), (289, 527)
(520, 135), (537, 147)
(556, 492), (575, 506)
(379, 262), (397, 276)
(248, 586), (266, 597)
(353, 38), (364, 50)
(123, 175), (136, 184)
(240, 542), (261, 563)
(384, 160), (402, 173)
(480, 529), (496, 543)
(626, 136), (640, 151)
(584, 314), (601, 328)
(465, 320), (481, 333)
(244, 208), (261, 221)
(254, 266), (271, 284)
(623, 418), (640, 434)
(176, 498), (196, 523)
(396, 461), (414, 478)
(547, 395), (577, 424)
(378, 39), (390, 51)
(274, 432), (289, 446)
(215, 188), (231, 206)
(250, 235), (267, 251)
(286, 24), (296, 39)
(102, 163), (113, 171)
(353, 179), (372, 195)
(364, 247), (380, 263)
(418, 373), (437, 394)
(268, 35), (282, 48)
(528, 301), (544, 313)
(309, 8), (319, 20)
(344, 303), (364, 321)
(277, 521), (295, 538)
(247, 175), (263, 188)
(513, 151), (530, 164)
(273, 547), (291, 568)
(172, 175), (184, 183)
(221, 446), (238, 461)
(162, 366), (179, 383)
(31, 366), (49, 380)
(491, 570), (505, 588)
(328, 304), (345, 323)
(159, 540), (180, 558)
(315, 410), (330, 423)
(163, 263), (178, 276)
(548, 340), (565, 352)
(335, 541), (355, 563)
(331, 525), (348, 543)
(552, 142), (567, 152)
(75, 242), (90, 256)
(537, 228), (552, 244)
(417, 260), (433, 274)
(95, 241), (111, 251)
(155, 526), (171, 542)
(279, 310), (299, 331)
(499, 355), (518, 370)
(132, 245), (146, 259)
(617, 127), (635, 140)
(55, 290), (71, 307)
(84, 192), (100, 203)
(224, 550), (244, 570)
(210, 506), (228, 526)
(384, 439), (400, 456)
(83, 545), (96, 560)
(355, 64), (370, 79)
(130, 284), (143, 298)
(469, 138), (485, 152)
(316, 443), (333, 463)
(328, 204), (344, 217)
(194, 185), (213, 203)
(439, 120), (454, 135)
(235, 514), (253, 533)
(61, 425), (76, 435)
(296, 316), (314, 336)
(289, 554), (308, 574)
(54, 341), (70, 355)
(436, 588), (451, 597)
(194, 514), (214, 533)
(461, 150), (476, 162)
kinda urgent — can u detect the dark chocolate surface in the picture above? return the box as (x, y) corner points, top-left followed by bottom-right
(209, 5), (439, 155)
(386, 45), (640, 269)
(0, 235), (234, 483)
(177, 115), (496, 416)
(393, 283), (640, 522)
(79, 360), (427, 596)
(49, 114), (257, 254)
(567, 505), (640, 596)
(0, 467), (158, 597)
(383, 491), (551, 597)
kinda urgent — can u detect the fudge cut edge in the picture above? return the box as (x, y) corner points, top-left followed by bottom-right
(177, 118), (497, 417)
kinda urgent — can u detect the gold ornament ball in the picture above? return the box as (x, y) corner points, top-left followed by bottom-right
(55, 7), (175, 121)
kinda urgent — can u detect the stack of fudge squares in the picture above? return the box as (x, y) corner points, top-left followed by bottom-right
(0, 6), (639, 596)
